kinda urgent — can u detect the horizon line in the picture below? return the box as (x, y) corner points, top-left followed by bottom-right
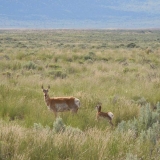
(0, 27), (160, 31)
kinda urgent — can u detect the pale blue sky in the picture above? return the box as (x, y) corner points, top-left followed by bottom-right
(0, 0), (160, 29)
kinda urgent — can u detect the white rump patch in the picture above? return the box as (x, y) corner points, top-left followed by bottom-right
(108, 112), (114, 119)
(74, 98), (80, 108)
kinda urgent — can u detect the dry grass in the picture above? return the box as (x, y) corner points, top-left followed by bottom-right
(0, 29), (160, 159)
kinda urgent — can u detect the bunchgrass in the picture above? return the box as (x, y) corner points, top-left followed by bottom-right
(0, 29), (160, 159)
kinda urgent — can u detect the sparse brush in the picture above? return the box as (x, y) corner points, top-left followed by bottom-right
(53, 117), (66, 133)
(23, 61), (37, 70)
(116, 103), (160, 138)
(52, 117), (83, 134)
(0, 30), (160, 159)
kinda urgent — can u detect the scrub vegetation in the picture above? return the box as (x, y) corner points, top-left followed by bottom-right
(0, 29), (160, 160)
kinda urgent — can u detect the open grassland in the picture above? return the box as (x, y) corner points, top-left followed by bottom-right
(0, 29), (160, 159)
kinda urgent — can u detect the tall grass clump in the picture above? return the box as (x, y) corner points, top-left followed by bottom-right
(23, 61), (37, 70)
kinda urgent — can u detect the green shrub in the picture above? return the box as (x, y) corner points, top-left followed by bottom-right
(123, 67), (138, 73)
(48, 64), (61, 69)
(123, 67), (130, 73)
(33, 123), (50, 132)
(53, 117), (66, 133)
(84, 52), (96, 61)
(53, 117), (82, 134)
(16, 52), (26, 60)
(117, 103), (160, 135)
(127, 43), (137, 48)
(139, 122), (160, 145)
(34, 118), (83, 135)
(23, 61), (37, 70)
(132, 96), (147, 106)
(48, 70), (67, 79)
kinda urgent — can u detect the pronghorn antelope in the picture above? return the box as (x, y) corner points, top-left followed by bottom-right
(42, 85), (80, 117)
(95, 104), (114, 126)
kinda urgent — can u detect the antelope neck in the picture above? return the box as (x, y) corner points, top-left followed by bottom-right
(44, 95), (50, 105)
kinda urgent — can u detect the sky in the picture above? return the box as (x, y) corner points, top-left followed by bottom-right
(0, 0), (160, 29)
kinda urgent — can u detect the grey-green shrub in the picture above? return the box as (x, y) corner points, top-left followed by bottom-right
(53, 117), (82, 134)
(35, 117), (83, 135)
(139, 122), (160, 145)
(53, 117), (66, 133)
(117, 103), (160, 135)
(33, 123), (50, 132)
(23, 61), (37, 70)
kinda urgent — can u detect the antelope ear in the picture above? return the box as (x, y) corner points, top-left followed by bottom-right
(41, 85), (44, 89)
(48, 85), (50, 89)
(97, 102), (102, 106)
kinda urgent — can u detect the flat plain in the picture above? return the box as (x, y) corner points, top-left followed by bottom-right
(0, 29), (160, 160)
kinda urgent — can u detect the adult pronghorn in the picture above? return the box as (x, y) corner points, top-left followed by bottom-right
(95, 103), (114, 126)
(42, 85), (80, 117)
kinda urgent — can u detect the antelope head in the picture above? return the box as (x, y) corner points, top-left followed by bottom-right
(42, 85), (50, 98)
(95, 103), (102, 112)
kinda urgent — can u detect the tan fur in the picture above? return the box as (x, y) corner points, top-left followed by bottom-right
(95, 104), (114, 126)
(42, 85), (80, 117)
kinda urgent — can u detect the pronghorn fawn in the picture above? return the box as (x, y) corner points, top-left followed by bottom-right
(95, 104), (114, 126)
(42, 85), (80, 117)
